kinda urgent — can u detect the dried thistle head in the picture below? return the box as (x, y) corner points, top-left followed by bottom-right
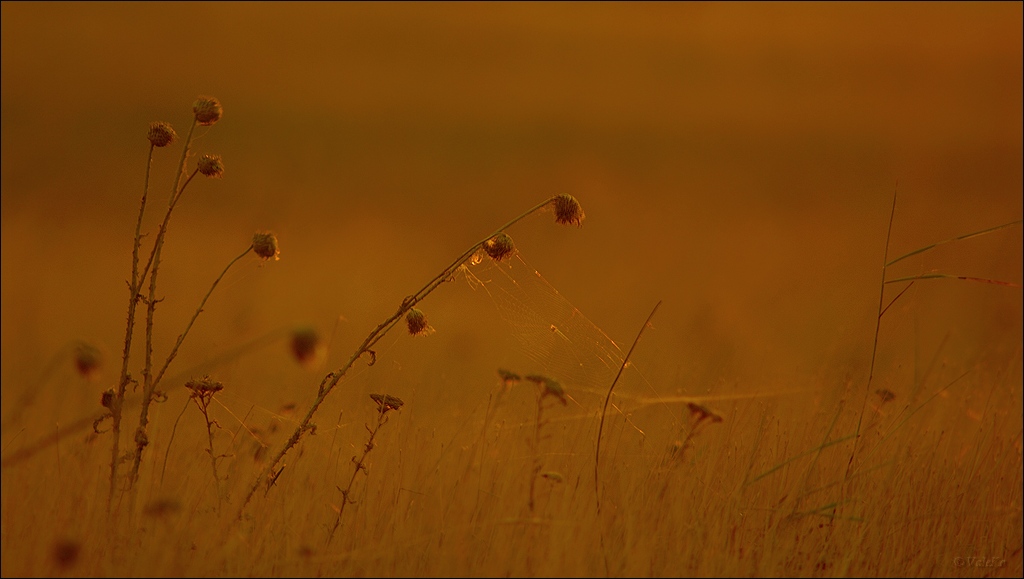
(687, 402), (723, 423)
(290, 326), (320, 366)
(185, 376), (224, 404)
(74, 342), (102, 380)
(100, 387), (115, 411)
(198, 154), (224, 178)
(525, 374), (567, 405)
(552, 194), (585, 227)
(147, 121), (177, 147)
(498, 368), (521, 388)
(370, 393), (405, 413)
(483, 233), (515, 262)
(253, 231), (280, 261)
(193, 95), (223, 126)
(406, 308), (433, 336)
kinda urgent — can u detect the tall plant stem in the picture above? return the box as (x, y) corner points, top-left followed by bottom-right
(108, 120), (197, 510)
(108, 142), (155, 511)
(126, 244), (254, 491)
(237, 195), (563, 518)
(594, 300), (661, 514)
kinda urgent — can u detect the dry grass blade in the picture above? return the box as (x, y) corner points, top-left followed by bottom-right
(885, 219), (1022, 267)
(594, 299), (661, 515)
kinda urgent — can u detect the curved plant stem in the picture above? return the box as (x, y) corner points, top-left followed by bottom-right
(595, 300), (661, 514)
(237, 195), (562, 518)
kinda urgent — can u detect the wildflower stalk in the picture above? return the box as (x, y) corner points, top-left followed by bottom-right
(127, 243), (254, 490)
(326, 394), (404, 545)
(108, 96), (222, 509)
(184, 377), (227, 507)
(238, 194), (585, 517)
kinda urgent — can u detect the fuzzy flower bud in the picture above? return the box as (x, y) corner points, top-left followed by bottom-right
(253, 231), (280, 261)
(552, 194), (585, 227)
(483, 233), (515, 262)
(406, 308), (432, 336)
(193, 96), (223, 126)
(147, 122), (177, 147)
(198, 154), (224, 178)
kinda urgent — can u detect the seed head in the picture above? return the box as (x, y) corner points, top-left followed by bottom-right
(687, 402), (723, 423)
(147, 122), (177, 147)
(198, 154), (224, 178)
(100, 387), (115, 410)
(526, 374), (568, 405)
(406, 308), (432, 336)
(253, 231), (280, 261)
(497, 368), (521, 387)
(185, 376), (224, 396)
(74, 342), (102, 380)
(370, 393), (405, 413)
(193, 96), (223, 126)
(483, 233), (515, 262)
(290, 326), (320, 366)
(552, 194), (585, 227)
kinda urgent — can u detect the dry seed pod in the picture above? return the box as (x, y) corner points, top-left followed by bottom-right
(552, 194), (585, 227)
(185, 376), (224, 396)
(483, 233), (515, 261)
(370, 393), (404, 412)
(253, 231), (280, 261)
(193, 96), (223, 126)
(198, 154), (224, 178)
(687, 402), (723, 423)
(147, 122), (177, 147)
(526, 374), (567, 405)
(100, 387), (115, 410)
(406, 308), (432, 336)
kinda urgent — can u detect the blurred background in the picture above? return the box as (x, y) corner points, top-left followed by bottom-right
(2, 2), (1021, 425)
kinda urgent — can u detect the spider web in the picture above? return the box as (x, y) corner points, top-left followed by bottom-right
(457, 251), (657, 410)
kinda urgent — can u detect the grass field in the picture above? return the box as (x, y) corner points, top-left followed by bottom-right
(2, 3), (1021, 577)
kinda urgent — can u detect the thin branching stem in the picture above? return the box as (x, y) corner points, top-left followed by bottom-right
(108, 143), (157, 511)
(326, 405), (391, 545)
(238, 195), (563, 518)
(127, 244), (254, 490)
(109, 119), (198, 509)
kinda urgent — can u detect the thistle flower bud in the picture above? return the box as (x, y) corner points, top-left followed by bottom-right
(552, 194), (585, 227)
(193, 96), (223, 126)
(100, 388), (115, 410)
(483, 233), (515, 262)
(147, 122), (177, 147)
(253, 231), (280, 261)
(406, 308), (432, 336)
(198, 154), (224, 178)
